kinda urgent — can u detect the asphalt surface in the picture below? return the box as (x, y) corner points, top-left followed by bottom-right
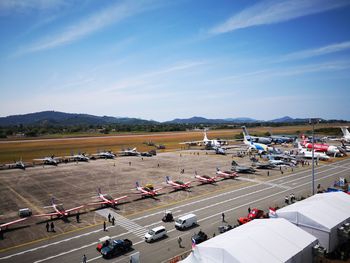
(1, 158), (350, 263)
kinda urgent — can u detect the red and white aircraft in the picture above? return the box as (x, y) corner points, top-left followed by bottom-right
(135, 182), (162, 197)
(35, 198), (84, 218)
(194, 173), (216, 184)
(88, 188), (128, 207)
(165, 176), (191, 190)
(301, 136), (343, 156)
(215, 168), (238, 179)
(0, 217), (28, 231)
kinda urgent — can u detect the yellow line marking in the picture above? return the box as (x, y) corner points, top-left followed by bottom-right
(5, 185), (41, 213)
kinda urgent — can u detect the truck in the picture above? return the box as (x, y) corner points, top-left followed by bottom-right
(100, 239), (133, 259)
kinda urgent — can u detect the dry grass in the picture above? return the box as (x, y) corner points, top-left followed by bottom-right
(0, 123), (345, 163)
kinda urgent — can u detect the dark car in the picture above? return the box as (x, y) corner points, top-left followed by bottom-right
(191, 230), (208, 245)
(100, 239), (132, 259)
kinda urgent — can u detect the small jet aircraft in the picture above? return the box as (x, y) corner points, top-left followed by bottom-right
(92, 151), (115, 159)
(33, 156), (61, 165)
(251, 161), (276, 169)
(135, 182), (162, 197)
(5, 160), (27, 170)
(64, 154), (89, 162)
(269, 134), (294, 144)
(242, 126), (272, 145)
(0, 217), (28, 231)
(194, 173), (216, 184)
(165, 176), (191, 190)
(88, 188), (128, 207)
(297, 143), (330, 160)
(231, 160), (255, 173)
(215, 168), (238, 179)
(35, 198), (84, 218)
(118, 148), (140, 156)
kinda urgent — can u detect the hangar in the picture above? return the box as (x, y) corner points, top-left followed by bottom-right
(181, 218), (318, 263)
(275, 191), (350, 252)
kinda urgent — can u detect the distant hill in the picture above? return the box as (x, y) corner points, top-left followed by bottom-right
(0, 111), (157, 126)
(268, 116), (320, 123)
(165, 116), (260, 124)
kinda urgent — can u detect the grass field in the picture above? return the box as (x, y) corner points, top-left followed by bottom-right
(0, 123), (346, 163)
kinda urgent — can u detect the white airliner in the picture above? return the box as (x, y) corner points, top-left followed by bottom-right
(180, 131), (228, 148)
(297, 143), (330, 160)
(340, 127), (350, 143)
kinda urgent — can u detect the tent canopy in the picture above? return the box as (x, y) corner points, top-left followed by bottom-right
(182, 218), (317, 263)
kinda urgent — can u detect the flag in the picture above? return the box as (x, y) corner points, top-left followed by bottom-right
(191, 238), (196, 250)
(269, 207), (277, 218)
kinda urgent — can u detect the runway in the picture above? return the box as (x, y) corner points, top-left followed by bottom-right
(1, 158), (350, 263)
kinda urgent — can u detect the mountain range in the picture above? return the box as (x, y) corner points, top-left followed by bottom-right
(0, 111), (327, 126)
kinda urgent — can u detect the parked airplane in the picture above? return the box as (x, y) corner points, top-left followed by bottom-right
(88, 188), (128, 207)
(5, 160), (27, 170)
(242, 129), (270, 153)
(92, 151), (115, 159)
(251, 161), (275, 169)
(0, 217), (28, 231)
(33, 156), (61, 165)
(341, 127), (350, 143)
(165, 176), (191, 190)
(231, 160), (255, 173)
(35, 198), (84, 218)
(180, 131), (228, 148)
(65, 154), (89, 162)
(269, 134), (294, 144)
(301, 137), (344, 156)
(135, 182), (162, 197)
(242, 126), (272, 145)
(194, 173), (216, 184)
(297, 143), (330, 160)
(215, 168), (238, 179)
(119, 148), (140, 156)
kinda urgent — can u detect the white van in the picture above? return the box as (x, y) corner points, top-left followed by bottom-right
(144, 226), (167, 242)
(175, 214), (197, 230)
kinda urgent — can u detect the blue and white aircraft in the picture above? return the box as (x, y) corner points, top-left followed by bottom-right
(242, 127), (270, 153)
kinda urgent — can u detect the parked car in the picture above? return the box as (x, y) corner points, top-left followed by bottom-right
(96, 236), (111, 252)
(191, 230), (208, 245)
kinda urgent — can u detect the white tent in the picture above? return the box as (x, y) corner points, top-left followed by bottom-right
(275, 191), (350, 252)
(181, 218), (318, 263)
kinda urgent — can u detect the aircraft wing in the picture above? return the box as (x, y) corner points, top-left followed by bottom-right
(33, 158), (46, 161)
(87, 201), (111, 206)
(179, 140), (203, 145)
(34, 212), (60, 217)
(154, 187), (163, 192)
(65, 205), (84, 213)
(0, 217), (28, 229)
(114, 195), (128, 202)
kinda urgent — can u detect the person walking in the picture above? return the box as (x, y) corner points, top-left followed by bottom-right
(108, 213), (111, 223)
(112, 216), (115, 226)
(103, 221), (107, 231)
(82, 254), (87, 263)
(221, 212), (225, 223)
(284, 196), (289, 205)
(46, 222), (50, 232)
(50, 222), (55, 232)
(76, 212), (80, 223)
(177, 236), (183, 248)
(248, 207), (251, 213)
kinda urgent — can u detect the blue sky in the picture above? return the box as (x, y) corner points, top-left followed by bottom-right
(0, 0), (350, 121)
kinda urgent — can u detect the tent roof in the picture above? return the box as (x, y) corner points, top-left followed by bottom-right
(276, 192), (350, 231)
(182, 218), (317, 263)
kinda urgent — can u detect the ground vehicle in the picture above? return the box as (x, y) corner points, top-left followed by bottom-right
(238, 208), (264, 225)
(96, 236), (111, 252)
(144, 226), (167, 242)
(18, 208), (32, 218)
(100, 239), (132, 258)
(191, 230), (208, 244)
(175, 214), (197, 230)
(218, 224), (233, 233)
(162, 211), (174, 222)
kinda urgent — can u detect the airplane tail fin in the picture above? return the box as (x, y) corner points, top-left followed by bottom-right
(341, 127), (350, 137)
(136, 181), (140, 188)
(51, 197), (56, 205)
(242, 126), (251, 142)
(97, 187), (101, 195)
(231, 160), (238, 166)
(203, 132), (209, 142)
(165, 176), (170, 183)
(216, 167), (220, 171)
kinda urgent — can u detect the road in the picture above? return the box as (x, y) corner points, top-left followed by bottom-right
(1, 158), (350, 263)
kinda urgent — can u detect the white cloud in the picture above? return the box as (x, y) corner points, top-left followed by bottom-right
(278, 41), (350, 61)
(15, 0), (160, 55)
(209, 0), (349, 35)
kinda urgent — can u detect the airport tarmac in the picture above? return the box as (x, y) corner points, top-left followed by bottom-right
(0, 156), (349, 262)
(0, 142), (349, 260)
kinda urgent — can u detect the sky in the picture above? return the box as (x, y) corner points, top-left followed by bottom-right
(0, 0), (350, 122)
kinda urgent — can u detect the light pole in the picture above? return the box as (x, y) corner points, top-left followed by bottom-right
(309, 118), (319, 195)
